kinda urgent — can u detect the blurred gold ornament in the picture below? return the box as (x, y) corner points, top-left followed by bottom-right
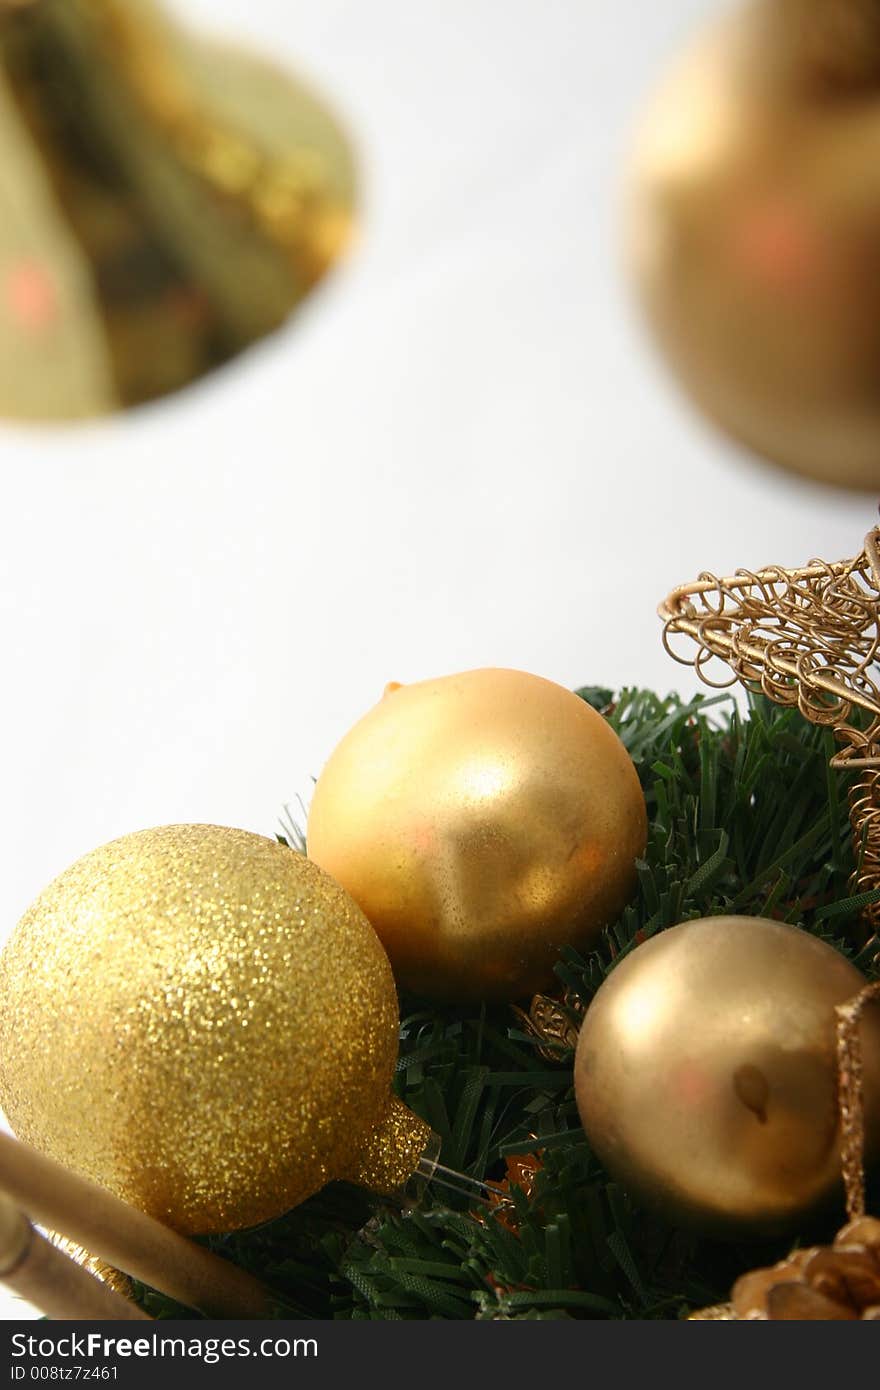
(627, 0), (880, 490)
(0, 0), (355, 418)
(307, 669), (647, 1003)
(574, 916), (880, 1238)
(0, 824), (432, 1235)
(660, 524), (880, 943)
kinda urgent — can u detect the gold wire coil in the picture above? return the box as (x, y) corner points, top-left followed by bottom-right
(660, 527), (880, 935)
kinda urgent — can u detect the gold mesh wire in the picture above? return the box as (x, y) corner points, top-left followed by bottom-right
(659, 525), (880, 939)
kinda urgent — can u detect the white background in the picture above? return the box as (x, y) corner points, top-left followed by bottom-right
(0, 0), (872, 1318)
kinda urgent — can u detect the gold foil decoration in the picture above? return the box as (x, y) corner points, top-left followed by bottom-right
(660, 525), (880, 941)
(511, 990), (584, 1063)
(486, 1152), (543, 1233)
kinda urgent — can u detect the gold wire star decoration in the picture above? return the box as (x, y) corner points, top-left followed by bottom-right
(659, 524), (880, 938)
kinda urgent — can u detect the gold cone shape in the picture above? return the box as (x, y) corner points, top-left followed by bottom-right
(0, 0), (356, 419)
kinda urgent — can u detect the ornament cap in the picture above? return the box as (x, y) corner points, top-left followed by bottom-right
(340, 1095), (437, 1198)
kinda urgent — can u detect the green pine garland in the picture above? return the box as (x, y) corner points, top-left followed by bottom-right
(132, 688), (880, 1321)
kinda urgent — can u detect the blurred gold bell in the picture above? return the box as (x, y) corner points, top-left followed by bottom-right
(0, 0), (355, 418)
(628, 0), (880, 490)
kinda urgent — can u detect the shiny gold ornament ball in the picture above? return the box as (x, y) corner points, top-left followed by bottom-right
(307, 669), (647, 1003)
(627, 0), (880, 490)
(575, 916), (880, 1239)
(0, 824), (430, 1234)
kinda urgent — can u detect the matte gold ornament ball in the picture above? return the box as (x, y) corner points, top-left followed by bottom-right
(0, 825), (431, 1234)
(307, 669), (647, 1002)
(627, 0), (880, 490)
(575, 916), (880, 1239)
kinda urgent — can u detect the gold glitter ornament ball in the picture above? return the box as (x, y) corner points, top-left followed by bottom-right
(0, 825), (431, 1234)
(307, 669), (647, 1002)
(575, 916), (880, 1239)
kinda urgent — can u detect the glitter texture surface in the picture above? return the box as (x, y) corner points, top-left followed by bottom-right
(0, 824), (422, 1234)
(342, 1094), (432, 1194)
